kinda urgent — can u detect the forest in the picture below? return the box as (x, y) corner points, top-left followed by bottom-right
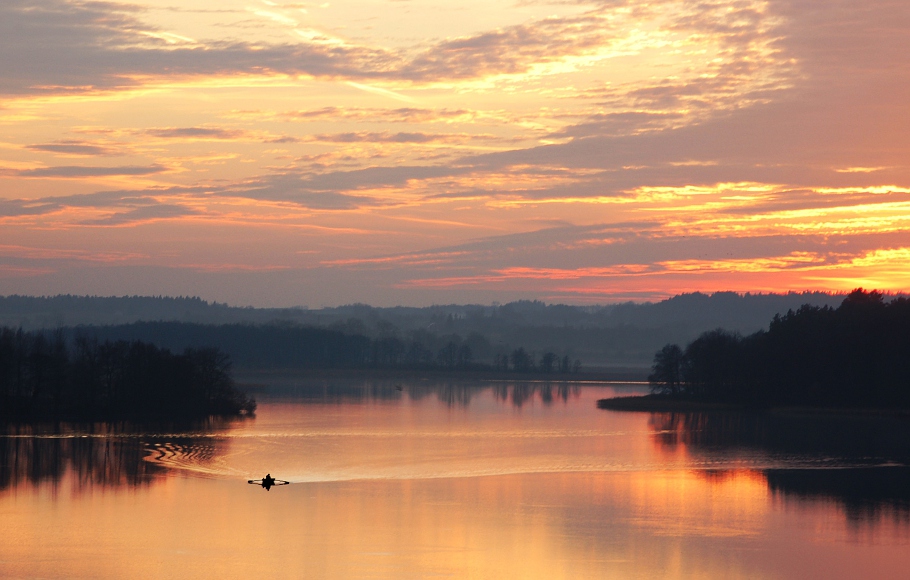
(648, 289), (910, 408)
(0, 292), (843, 367)
(75, 321), (581, 374)
(0, 328), (255, 421)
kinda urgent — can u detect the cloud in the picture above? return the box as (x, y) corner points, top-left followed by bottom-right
(0, 0), (399, 97)
(3, 0), (910, 306)
(0, 169), (385, 218)
(79, 203), (201, 226)
(224, 172), (383, 209)
(0, 198), (62, 218)
(25, 139), (119, 156)
(145, 127), (247, 139)
(328, 222), (910, 290)
(549, 112), (686, 139)
(45, 188), (195, 208)
(256, 165), (476, 194)
(276, 107), (474, 124)
(0, 0), (790, 98)
(298, 131), (499, 144)
(0, 244), (147, 263)
(12, 164), (167, 178)
(0, 186), (203, 219)
(266, 136), (302, 144)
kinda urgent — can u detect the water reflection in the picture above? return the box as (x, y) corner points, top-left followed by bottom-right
(650, 411), (910, 522)
(0, 381), (590, 494)
(491, 381), (581, 407)
(4, 384), (910, 579)
(766, 468), (910, 523)
(251, 377), (584, 408)
(0, 419), (238, 492)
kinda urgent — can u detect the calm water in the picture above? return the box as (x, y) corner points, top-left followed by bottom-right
(2, 378), (910, 579)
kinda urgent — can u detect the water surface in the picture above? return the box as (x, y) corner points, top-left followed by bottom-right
(2, 379), (909, 579)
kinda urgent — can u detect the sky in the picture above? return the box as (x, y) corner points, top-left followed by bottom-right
(1, 0), (909, 307)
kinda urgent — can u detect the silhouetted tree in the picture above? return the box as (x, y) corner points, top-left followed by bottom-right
(437, 342), (459, 368)
(648, 344), (683, 396)
(540, 351), (558, 373)
(510, 348), (533, 372)
(456, 344), (472, 368)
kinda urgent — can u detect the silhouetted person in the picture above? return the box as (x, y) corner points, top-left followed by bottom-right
(262, 473), (275, 490)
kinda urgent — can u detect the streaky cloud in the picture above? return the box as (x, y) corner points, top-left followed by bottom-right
(13, 164), (167, 178)
(79, 203), (201, 226)
(145, 127), (247, 139)
(301, 131), (498, 144)
(222, 172), (383, 209)
(25, 140), (119, 156)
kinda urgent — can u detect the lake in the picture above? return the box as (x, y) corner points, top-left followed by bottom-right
(2, 378), (909, 579)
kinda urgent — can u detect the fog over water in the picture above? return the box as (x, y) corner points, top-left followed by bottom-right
(2, 379), (909, 579)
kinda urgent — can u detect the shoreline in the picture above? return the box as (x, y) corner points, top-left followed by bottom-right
(234, 366), (649, 385)
(597, 394), (910, 417)
(596, 394), (737, 412)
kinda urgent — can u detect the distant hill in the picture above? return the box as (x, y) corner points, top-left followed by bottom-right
(0, 292), (846, 367)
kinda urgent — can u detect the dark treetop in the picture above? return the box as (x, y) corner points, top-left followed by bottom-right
(647, 289), (910, 409)
(0, 328), (255, 421)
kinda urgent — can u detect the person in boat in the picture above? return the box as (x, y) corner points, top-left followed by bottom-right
(263, 473), (275, 487)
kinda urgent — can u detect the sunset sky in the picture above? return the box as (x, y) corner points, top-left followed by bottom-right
(2, 0), (909, 306)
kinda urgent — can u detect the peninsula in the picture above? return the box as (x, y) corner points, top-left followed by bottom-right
(600, 289), (910, 412)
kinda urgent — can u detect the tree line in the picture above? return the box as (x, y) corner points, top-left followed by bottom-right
(76, 322), (582, 374)
(0, 328), (255, 421)
(648, 289), (910, 408)
(2, 292), (845, 368)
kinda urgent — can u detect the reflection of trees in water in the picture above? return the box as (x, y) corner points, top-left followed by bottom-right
(426, 381), (582, 408)
(490, 382), (579, 408)
(0, 419), (234, 492)
(264, 380), (582, 408)
(765, 468), (910, 524)
(432, 382), (477, 407)
(649, 411), (910, 522)
(649, 412), (910, 458)
(0, 428), (163, 491)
